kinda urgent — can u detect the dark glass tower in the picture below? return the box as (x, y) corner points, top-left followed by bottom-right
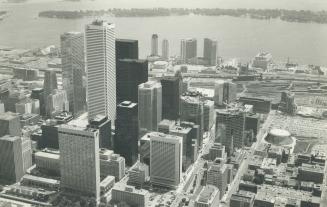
(116, 59), (148, 103)
(114, 101), (139, 166)
(88, 115), (112, 149)
(161, 76), (180, 120)
(115, 39), (138, 60)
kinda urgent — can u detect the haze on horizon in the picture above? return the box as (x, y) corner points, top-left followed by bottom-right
(3, 0), (327, 11)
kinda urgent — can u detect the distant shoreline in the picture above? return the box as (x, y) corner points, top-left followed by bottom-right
(38, 8), (327, 24)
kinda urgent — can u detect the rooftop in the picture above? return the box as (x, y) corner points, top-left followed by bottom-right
(112, 184), (149, 196)
(0, 112), (19, 120)
(22, 174), (60, 185)
(197, 185), (219, 203)
(35, 151), (60, 160)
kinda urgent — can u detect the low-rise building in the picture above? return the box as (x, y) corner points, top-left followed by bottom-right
(194, 185), (220, 207)
(111, 184), (149, 207)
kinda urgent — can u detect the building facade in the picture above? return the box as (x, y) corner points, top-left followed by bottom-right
(85, 20), (116, 122)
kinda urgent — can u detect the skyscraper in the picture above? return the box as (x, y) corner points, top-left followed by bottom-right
(0, 112), (21, 137)
(151, 34), (159, 56)
(115, 39), (139, 60)
(58, 124), (100, 200)
(61, 32), (86, 115)
(43, 69), (58, 99)
(216, 109), (246, 154)
(180, 91), (204, 146)
(116, 59), (148, 103)
(138, 81), (162, 132)
(46, 89), (69, 118)
(88, 115), (112, 149)
(0, 135), (24, 183)
(207, 163), (228, 199)
(203, 38), (218, 66)
(181, 38), (197, 63)
(161, 76), (180, 120)
(114, 101), (139, 166)
(31, 88), (46, 116)
(162, 39), (169, 60)
(214, 80), (237, 106)
(149, 132), (183, 188)
(85, 20), (116, 122)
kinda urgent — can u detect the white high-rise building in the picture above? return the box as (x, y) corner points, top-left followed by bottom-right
(58, 125), (100, 201)
(138, 81), (162, 132)
(85, 20), (116, 122)
(151, 34), (158, 56)
(149, 132), (183, 188)
(162, 39), (169, 60)
(207, 163), (228, 199)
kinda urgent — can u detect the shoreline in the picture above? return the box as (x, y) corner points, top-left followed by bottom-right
(38, 8), (327, 24)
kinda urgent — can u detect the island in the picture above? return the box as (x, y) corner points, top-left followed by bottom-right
(38, 8), (327, 24)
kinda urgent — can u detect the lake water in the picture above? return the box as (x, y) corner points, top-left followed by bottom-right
(0, 0), (327, 66)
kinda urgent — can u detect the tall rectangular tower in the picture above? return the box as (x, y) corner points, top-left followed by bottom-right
(115, 39), (138, 60)
(162, 39), (169, 60)
(138, 81), (162, 132)
(149, 132), (183, 188)
(161, 76), (180, 120)
(0, 135), (24, 183)
(151, 34), (159, 56)
(114, 101), (139, 166)
(85, 20), (116, 122)
(61, 32), (86, 115)
(58, 125), (100, 200)
(203, 38), (218, 66)
(180, 38), (197, 63)
(116, 59), (148, 103)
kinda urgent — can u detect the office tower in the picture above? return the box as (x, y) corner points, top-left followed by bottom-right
(112, 184), (149, 207)
(195, 185), (220, 207)
(207, 163), (228, 199)
(46, 89), (69, 117)
(216, 109), (246, 155)
(151, 34), (159, 56)
(214, 80), (237, 106)
(180, 38), (197, 63)
(180, 91), (204, 146)
(138, 81), (162, 132)
(203, 38), (218, 66)
(116, 59), (148, 103)
(161, 76), (180, 120)
(58, 125), (100, 200)
(88, 115), (112, 149)
(40, 120), (59, 149)
(162, 39), (169, 60)
(0, 135), (24, 183)
(43, 70), (58, 99)
(35, 151), (60, 175)
(128, 162), (149, 187)
(139, 134), (150, 166)
(114, 101), (139, 166)
(0, 112), (21, 137)
(279, 91), (297, 115)
(149, 132), (183, 188)
(115, 39), (138, 60)
(100, 153), (125, 181)
(252, 52), (272, 70)
(204, 100), (215, 131)
(85, 20), (116, 122)
(61, 32), (86, 115)
(31, 88), (45, 116)
(21, 137), (32, 173)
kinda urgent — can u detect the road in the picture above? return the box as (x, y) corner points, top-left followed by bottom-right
(220, 111), (274, 206)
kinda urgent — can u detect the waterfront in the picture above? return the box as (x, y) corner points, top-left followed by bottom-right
(0, 0), (327, 66)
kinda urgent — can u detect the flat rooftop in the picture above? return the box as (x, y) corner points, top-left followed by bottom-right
(112, 184), (149, 196)
(35, 151), (60, 160)
(0, 112), (19, 120)
(197, 185), (218, 203)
